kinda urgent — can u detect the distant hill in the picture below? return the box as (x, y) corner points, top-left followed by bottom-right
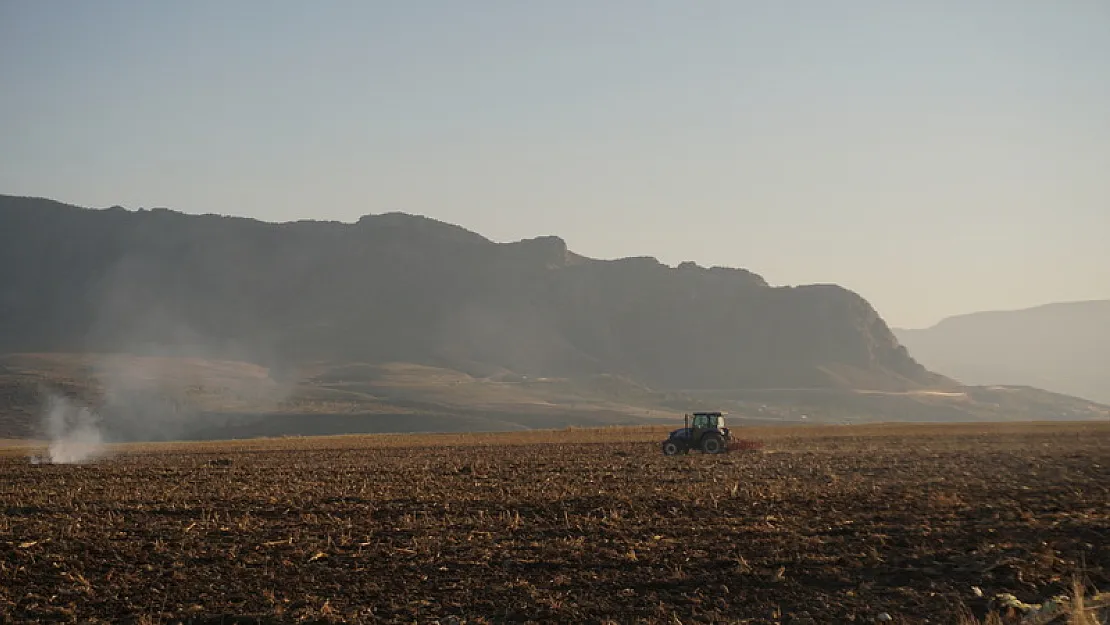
(0, 194), (942, 392)
(894, 300), (1110, 404)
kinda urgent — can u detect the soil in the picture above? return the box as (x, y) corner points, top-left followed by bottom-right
(1, 423), (1108, 624)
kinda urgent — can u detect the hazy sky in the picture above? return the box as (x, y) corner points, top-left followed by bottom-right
(2, 1), (1108, 328)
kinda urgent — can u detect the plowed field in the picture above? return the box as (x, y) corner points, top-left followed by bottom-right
(2, 422), (1108, 624)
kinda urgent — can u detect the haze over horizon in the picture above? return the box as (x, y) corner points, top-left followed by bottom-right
(3, 1), (1108, 328)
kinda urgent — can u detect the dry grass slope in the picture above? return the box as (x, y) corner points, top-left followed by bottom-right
(4, 352), (1109, 442)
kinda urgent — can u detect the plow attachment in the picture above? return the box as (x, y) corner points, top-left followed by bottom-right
(727, 439), (765, 452)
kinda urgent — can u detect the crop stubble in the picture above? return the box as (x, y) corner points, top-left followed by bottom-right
(1, 422), (1108, 624)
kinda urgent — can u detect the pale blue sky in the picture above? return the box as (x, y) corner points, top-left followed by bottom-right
(2, 1), (1108, 328)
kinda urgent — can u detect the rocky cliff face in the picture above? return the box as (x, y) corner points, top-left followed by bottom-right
(0, 194), (942, 391)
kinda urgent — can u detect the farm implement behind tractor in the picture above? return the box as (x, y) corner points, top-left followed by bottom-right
(661, 411), (765, 455)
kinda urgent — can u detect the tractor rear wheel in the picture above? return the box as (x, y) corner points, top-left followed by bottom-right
(662, 439), (685, 456)
(701, 433), (725, 454)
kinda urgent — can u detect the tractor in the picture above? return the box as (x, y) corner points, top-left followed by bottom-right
(661, 411), (763, 455)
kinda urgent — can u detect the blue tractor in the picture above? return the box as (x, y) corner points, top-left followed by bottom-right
(661, 411), (734, 455)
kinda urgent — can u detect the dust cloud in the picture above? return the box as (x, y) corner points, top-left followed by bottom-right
(27, 251), (295, 463)
(30, 394), (105, 465)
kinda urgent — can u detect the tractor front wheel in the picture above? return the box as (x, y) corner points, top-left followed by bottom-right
(662, 439), (685, 456)
(701, 433), (725, 454)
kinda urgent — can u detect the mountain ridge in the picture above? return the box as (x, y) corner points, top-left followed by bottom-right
(1, 193), (939, 393)
(902, 299), (1110, 332)
(12, 193), (1107, 440)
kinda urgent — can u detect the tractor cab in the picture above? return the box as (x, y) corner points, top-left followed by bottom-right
(690, 411), (728, 435)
